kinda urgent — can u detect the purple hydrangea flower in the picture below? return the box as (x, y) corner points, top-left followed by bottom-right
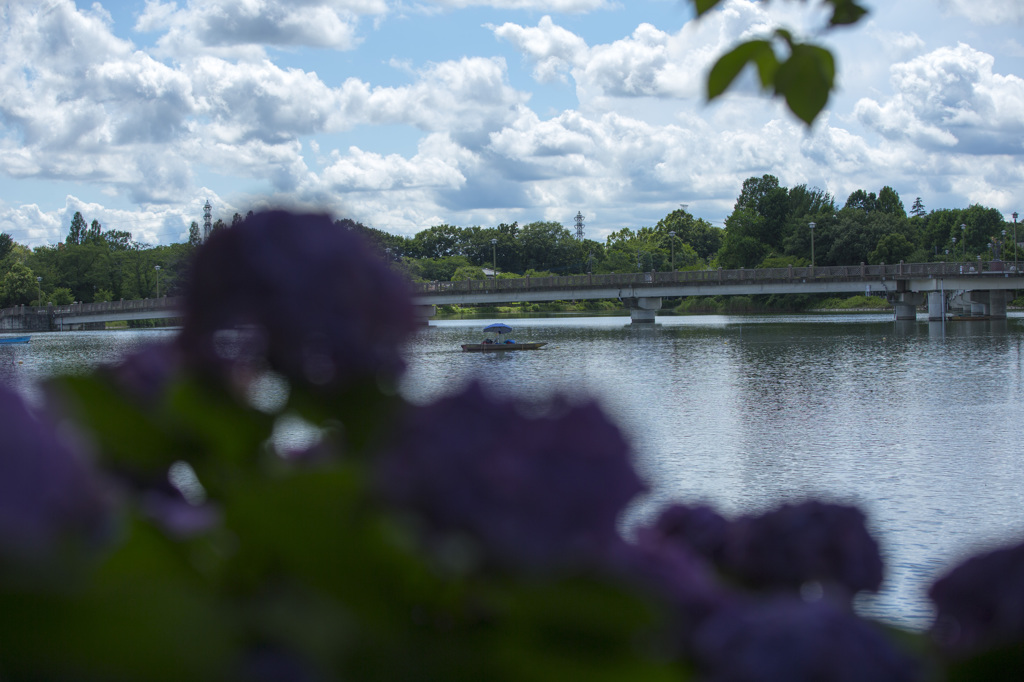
(723, 501), (884, 599)
(929, 539), (1024, 657)
(140, 491), (221, 540)
(178, 210), (416, 392)
(607, 532), (733, 656)
(646, 503), (730, 564)
(694, 597), (924, 682)
(101, 341), (183, 407)
(377, 382), (645, 571)
(0, 383), (110, 559)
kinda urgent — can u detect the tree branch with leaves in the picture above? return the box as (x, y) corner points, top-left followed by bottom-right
(691, 0), (869, 124)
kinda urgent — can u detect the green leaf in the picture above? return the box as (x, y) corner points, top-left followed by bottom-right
(773, 43), (835, 125)
(0, 517), (236, 681)
(691, 0), (725, 17)
(707, 40), (778, 100)
(827, 0), (869, 26)
(51, 374), (180, 472)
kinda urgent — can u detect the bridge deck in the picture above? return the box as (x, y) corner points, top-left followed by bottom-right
(413, 262), (1024, 305)
(0, 262), (1021, 330)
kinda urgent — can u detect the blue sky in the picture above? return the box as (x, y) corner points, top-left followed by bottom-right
(1, 0), (1023, 248)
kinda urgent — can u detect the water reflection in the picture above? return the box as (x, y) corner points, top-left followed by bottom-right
(6, 317), (1024, 632)
(402, 314), (1024, 630)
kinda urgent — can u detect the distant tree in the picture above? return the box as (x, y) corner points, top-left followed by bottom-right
(104, 230), (133, 251)
(518, 221), (579, 273)
(49, 287), (74, 305)
(869, 233), (914, 265)
(758, 254), (808, 269)
(877, 186), (906, 217)
(212, 219), (226, 234)
(0, 261), (36, 307)
(231, 213), (243, 228)
(787, 184), (836, 218)
(451, 265), (486, 281)
(66, 212), (87, 246)
(825, 210), (905, 265)
(910, 197), (926, 218)
(726, 175), (791, 251)
(959, 204), (1006, 257)
(411, 224), (467, 260)
(656, 209), (723, 261)
(408, 256), (473, 282)
(734, 174), (782, 214)
(87, 219), (103, 244)
(0, 233), (14, 262)
(844, 189), (879, 213)
(189, 222), (201, 247)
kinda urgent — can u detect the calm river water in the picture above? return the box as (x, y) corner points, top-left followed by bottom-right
(5, 314), (1024, 631)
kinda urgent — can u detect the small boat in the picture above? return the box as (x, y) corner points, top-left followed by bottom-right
(461, 323), (546, 352)
(0, 336), (30, 344)
(462, 341), (548, 352)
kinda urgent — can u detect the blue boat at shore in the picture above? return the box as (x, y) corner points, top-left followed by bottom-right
(0, 336), (30, 344)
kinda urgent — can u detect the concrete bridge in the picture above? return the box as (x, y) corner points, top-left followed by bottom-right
(0, 297), (182, 332)
(0, 261), (1020, 331)
(412, 261), (1024, 323)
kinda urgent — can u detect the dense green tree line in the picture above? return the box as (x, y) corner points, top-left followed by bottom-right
(0, 183), (1015, 308)
(353, 177), (1017, 282)
(0, 211), (192, 308)
(714, 175), (1016, 270)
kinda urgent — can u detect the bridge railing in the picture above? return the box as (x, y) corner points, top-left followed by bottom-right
(412, 261), (1021, 296)
(51, 296), (184, 317)
(0, 296), (185, 320)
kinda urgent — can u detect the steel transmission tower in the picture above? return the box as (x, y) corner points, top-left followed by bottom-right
(574, 211), (585, 241)
(203, 200), (212, 241)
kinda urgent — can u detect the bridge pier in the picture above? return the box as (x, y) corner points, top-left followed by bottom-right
(414, 305), (436, 325)
(622, 297), (661, 324)
(891, 292), (923, 320)
(927, 292), (946, 321)
(970, 291), (989, 317)
(989, 290), (1008, 319)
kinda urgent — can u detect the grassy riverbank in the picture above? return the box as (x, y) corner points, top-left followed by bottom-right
(435, 300), (620, 318)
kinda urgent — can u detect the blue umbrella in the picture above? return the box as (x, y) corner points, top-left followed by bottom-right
(483, 323), (513, 335)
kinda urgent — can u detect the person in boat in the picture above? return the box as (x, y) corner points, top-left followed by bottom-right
(482, 338), (494, 344)
(504, 339), (515, 344)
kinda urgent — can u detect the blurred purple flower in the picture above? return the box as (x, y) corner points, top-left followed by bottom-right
(101, 341), (183, 406)
(723, 501), (883, 599)
(608, 532), (733, 657)
(377, 382), (645, 571)
(178, 210), (416, 391)
(240, 645), (322, 682)
(929, 539), (1024, 657)
(0, 383), (111, 558)
(140, 491), (221, 539)
(694, 597), (923, 682)
(646, 503), (730, 564)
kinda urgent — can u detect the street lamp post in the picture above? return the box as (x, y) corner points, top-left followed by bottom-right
(668, 230), (676, 271)
(961, 224), (967, 262)
(154, 265), (161, 298)
(808, 222), (816, 268)
(490, 238), (497, 274)
(1014, 211), (1019, 271)
(36, 276), (41, 307)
